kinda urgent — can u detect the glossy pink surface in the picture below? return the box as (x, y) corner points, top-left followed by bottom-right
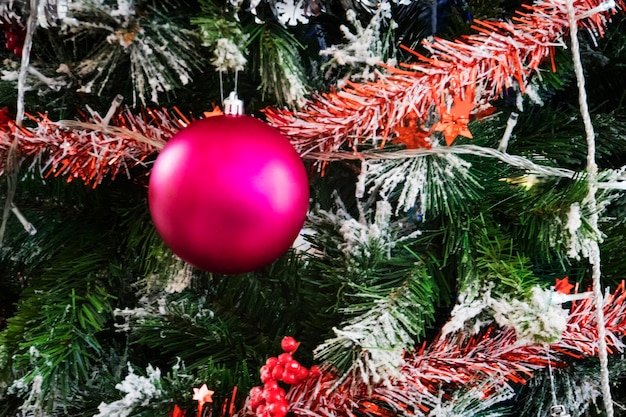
(149, 115), (309, 274)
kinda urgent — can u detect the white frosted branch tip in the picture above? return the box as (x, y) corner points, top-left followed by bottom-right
(10, 204), (37, 236)
(576, 0), (617, 19)
(551, 291), (593, 304)
(498, 112), (519, 153)
(102, 95), (125, 126)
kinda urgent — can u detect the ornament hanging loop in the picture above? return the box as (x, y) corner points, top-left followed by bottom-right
(223, 91), (244, 116)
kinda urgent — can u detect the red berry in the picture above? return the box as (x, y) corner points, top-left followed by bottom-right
(249, 386), (265, 410)
(277, 352), (292, 365)
(309, 365), (321, 378)
(267, 400), (289, 417)
(296, 366), (309, 382)
(281, 371), (298, 385)
(271, 364), (285, 380)
(260, 365), (274, 384)
(13, 45), (22, 57)
(250, 385), (263, 398)
(281, 336), (299, 353)
(262, 386), (286, 403)
(255, 404), (267, 417)
(264, 380), (279, 390)
(285, 360), (301, 373)
(265, 357), (279, 369)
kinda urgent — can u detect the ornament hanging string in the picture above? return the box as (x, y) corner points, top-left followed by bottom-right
(218, 70), (240, 109)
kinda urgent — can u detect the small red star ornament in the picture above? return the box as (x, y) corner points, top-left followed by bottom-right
(392, 112), (432, 149)
(193, 384), (214, 417)
(555, 276), (575, 294)
(431, 90), (474, 146)
(203, 105), (224, 118)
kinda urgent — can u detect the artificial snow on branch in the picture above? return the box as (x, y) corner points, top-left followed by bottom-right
(320, 3), (396, 82)
(250, 22), (309, 108)
(279, 283), (626, 417)
(359, 152), (481, 218)
(192, 0), (248, 73)
(93, 364), (164, 417)
(306, 199), (437, 386)
(66, 1), (205, 105)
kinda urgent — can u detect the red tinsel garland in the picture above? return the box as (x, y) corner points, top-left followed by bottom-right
(263, 0), (624, 156)
(0, 107), (181, 186)
(278, 284), (626, 417)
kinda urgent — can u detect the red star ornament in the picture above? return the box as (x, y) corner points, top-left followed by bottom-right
(203, 105), (224, 118)
(392, 112), (432, 149)
(431, 92), (474, 146)
(555, 276), (575, 295)
(192, 384), (214, 417)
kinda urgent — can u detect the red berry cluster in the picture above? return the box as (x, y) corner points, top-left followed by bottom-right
(2, 22), (26, 58)
(248, 337), (320, 417)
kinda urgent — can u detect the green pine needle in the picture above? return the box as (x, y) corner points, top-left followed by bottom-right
(247, 22), (308, 107)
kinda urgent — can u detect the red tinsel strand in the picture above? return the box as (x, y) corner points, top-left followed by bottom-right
(0, 108), (186, 186)
(263, 0), (624, 156)
(280, 284), (626, 417)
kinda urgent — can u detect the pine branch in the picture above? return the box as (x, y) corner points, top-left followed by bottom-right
(361, 152), (483, 220)
(497, 175), (608, 265)
(425, 383), (514, 417)
(121, 251), (316, 375)
(319, 4), (396, 82)
(0, 254), (117, 413)
(67, 2), (206, 105)
(313, 265), (438, 387)
(121, 291), (255, 370)
(0, 176), (158, 414)
(191, 0), (248, 73)
(248, 22), (308, 108)
(301, 199), (443, 384)
(517, 357), (626, 417)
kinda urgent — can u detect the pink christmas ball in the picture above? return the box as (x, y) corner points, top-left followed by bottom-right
(148, 115), (309, 274)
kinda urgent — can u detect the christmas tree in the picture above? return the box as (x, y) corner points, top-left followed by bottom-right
(0, 0), (625, 416)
